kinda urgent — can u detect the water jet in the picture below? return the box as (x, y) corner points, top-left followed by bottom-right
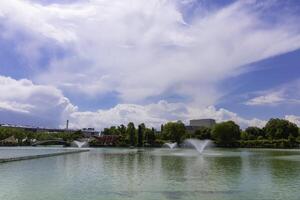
(71, 141), (89, 148)
(164, 142), (177, 149)
(184, 139), (211, 154)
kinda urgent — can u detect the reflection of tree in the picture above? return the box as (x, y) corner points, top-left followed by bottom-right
(267, 154), (300, 185)
(237, 150), (300, 199)
(207, 156), (243, 191)
(161, 156), (187, 181)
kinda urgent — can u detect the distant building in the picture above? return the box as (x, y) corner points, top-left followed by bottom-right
(93, 135), (120, 146)
(185, 119), (216, 133)
(81, 128), (100, 137)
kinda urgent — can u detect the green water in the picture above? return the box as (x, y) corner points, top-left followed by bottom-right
(0, 148), (300, 200)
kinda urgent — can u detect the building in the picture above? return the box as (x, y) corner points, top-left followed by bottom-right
(81, 128), (100, 137)
(185, 119), (216, 133)
(189, 119), (216, 127)
(93, 135), (120, 146)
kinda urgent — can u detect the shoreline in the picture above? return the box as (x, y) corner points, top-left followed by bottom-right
(0, 149), (90, 163)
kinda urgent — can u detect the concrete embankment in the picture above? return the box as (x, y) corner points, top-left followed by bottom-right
(0, 149), (90, 163)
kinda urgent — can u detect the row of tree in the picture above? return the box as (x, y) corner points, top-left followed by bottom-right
(100, 118), (299, 148)
(101, 123), (158, 147)
(187, 119), (299, 148)
(0, 118), (299, 148)
(0, 127), (83, 145)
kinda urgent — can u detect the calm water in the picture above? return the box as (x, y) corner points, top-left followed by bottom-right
(0, 147), (72, 159)
(0, 147), (300, 200)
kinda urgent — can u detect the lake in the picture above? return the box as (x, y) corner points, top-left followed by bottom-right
(0, 147), (299, 200)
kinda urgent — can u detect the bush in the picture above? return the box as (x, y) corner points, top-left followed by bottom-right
(264, 118), (298, 139)
(212, 121), (240, 147)
(238, 139), (298, 148)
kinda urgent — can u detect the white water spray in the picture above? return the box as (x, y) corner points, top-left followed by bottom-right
(184, 139), (211, 154)
(72, 141), (89, 148)
(164, 142), (177, 149)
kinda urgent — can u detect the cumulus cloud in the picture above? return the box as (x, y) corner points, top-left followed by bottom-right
(285, 115), (300, 126)
(69, 100), (267, 130)
(0, 76), (76, 127)
(0, 0), (300, 107)
(245, 91), (285, 106)
(0, 75), (265, 129)
(245, 79), (300, 106)
(0, 75), (267, 129)
(0, 1), (299, 130)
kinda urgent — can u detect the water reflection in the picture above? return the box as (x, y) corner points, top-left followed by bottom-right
(0, 148), (300, 200)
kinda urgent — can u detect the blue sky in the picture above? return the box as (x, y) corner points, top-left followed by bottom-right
(0, 0), (299, 129)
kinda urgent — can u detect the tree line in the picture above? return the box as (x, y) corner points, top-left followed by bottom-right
(0, 127), (83, 145)
(96, 118), (300, 148)
(0, 118), (299, 148)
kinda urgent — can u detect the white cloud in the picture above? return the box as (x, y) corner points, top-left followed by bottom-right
(285, 115), (300, 126)
(0, 74), (270, 130)
(0, 75), (266, 129)
(245, 91), (285, 106)
(0, 0), (300, 107)
(245, 79), (300, 106)
(0, 76), (76, 127)
(69, 101), (267, 130)
(0, 1), (299, 130)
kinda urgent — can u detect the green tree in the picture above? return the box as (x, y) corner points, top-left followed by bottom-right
(144, 127), (156, 146)
(118, 124), (126, 135)
(264, 118), (298, 139)
(194, 127), (211, 140)
(212, 121), (240, 146)
(137, 123), (145, 147)
(162, 121), (186, 144)
(160, 124), (164, 133)
(102, 128), (110, 135)
(127, 122), (136, 146)
(71, 130), (84, 140)
(244, 127), (264, 140)
(240, 131), (249, 140)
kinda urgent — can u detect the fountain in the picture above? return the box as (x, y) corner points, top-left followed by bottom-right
(164, 142), (177, 149)
(184, 139), (211, 154)
(71, 140), (89, 148)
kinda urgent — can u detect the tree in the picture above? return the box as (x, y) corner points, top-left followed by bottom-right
(160, 124), (164, 133)
(144, 127), (156, 146)
(264, 118), (298, 139)
(102, 128), (110, 135)
(162, 121), (186, 144)
(240, 131), (249, 140)
(127, 122), (136, 147)
(212, 121), (240, 146)
(137, 124), (145, 147)
(194, 127), (211, 140)
(244, 127), (264, 140)
(118, 124), (126, 135)
(71, 130), (84, 140)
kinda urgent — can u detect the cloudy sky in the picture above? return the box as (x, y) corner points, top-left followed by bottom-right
(0, 0), (300, 129)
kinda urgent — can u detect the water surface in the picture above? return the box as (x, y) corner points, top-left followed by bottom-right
(0, 148), (299, 200)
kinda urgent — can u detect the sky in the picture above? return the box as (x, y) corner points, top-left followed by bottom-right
(0, 0), (300, 130)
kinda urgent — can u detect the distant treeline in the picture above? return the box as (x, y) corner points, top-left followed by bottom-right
(94, 118), (300, 148)
(0, 118), (299, 148)
(0, 127), (83, 145)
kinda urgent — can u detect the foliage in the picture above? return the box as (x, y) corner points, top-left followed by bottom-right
(212, 121), (240, 146)
(0, 117), (299, 149)
(145, 128), (156, 146)
(239, 139), (298, 148)
(264, 118), (298, 139)
(127, 122), (136, 147)
(245, 127), (264, 140)
(137, 123), (145, 147)
(162, 121), (186, 144)
(194, 127), (211, 140)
